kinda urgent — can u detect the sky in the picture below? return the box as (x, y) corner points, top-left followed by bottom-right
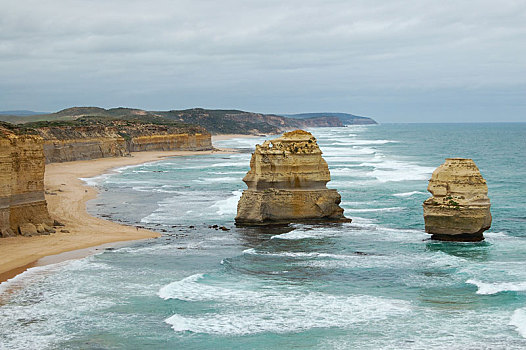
(1, 0), (525, 122)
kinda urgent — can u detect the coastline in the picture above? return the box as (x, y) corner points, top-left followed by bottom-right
(0, 137), (254, 283)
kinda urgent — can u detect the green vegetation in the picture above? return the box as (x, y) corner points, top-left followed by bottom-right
(0, 106), (368, 135)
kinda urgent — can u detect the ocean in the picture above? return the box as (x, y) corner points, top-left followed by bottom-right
(1, 123), (525, 349)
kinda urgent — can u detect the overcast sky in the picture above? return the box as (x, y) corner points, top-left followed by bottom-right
(1, 0), (525, 122)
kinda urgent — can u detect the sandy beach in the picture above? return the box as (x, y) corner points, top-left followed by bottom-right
(0, 141), (251, 282)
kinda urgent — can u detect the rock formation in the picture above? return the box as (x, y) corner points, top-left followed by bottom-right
(235, 130), (350, 225)
(36, 124), (212, 163)
(423, 158), (492, 241)
(127, 132), (211, 152)
(38, 125), (128, 163)
(0, 125), (53, 237)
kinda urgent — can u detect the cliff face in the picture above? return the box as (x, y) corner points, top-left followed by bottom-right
(236, 130), (350, 225)
(0, 127), (53, 237)
(423, 158), (492, 241)
(35, 124), (212, 163)
(37, 126), (128, 163)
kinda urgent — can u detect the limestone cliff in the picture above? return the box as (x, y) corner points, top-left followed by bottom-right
(33, 121), (212, 163)
(235, 130), (350, 225)
(0, 125), (53, 237)
(423, 158), (492, 241)
(37, 126), (128, 163)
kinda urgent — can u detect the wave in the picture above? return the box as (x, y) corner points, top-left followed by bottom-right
(208, 171), (246, 175)
(358, 159), (435, 183)
(242, 248), (350, 260)
(328, 139), (397, 146)
(209, 161), (248, 168)
(159, 274), (411, 335)
(392, 191), (427, 197)
(270, 227), (343, 240)
(322, 147), (377, 157)
(510, 308), (526, 339)
(192, 177), (240, 184)
(346, 207), (405, 213)
(466, 279), (526, 295)
(210, 190), (242, 215)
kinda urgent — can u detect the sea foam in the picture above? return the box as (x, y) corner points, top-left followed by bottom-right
(466, 279), (526, 295)
(160, 274), (411, 335)
(210, 190), (242, 215)
(510, 308), (526, 338)
(392, 191), (427, 197)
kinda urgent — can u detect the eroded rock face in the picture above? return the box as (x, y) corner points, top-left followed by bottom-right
(423, 158), (492, 241)
(235, 130), (350, 225)
(36, 125), (212, 163)
(0, 127), (53, 237)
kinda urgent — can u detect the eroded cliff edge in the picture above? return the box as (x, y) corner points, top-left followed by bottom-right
(0, 125), (54, 237)
(423, 158), (492, 241)
(235, 130), (350, 225)
(30, 118), (212, 163)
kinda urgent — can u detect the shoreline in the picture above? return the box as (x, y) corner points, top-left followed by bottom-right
(0, 135), (256, 283)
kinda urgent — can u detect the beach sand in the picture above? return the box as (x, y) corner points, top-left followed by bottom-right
(0, 144), (250, 282)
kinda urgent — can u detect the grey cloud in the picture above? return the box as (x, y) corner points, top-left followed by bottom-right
(0, 0), (525, 121)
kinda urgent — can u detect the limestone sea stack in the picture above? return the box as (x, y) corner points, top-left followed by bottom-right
(423, 158), (492, 241)
(235, 130), (350, 225)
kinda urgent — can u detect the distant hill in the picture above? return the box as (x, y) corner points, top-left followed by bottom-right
(156, 108), (344, 134)
(0, 106), (375, 134)
(282, 112), (377, 125)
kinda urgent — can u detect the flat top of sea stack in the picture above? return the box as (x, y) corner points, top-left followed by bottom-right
(273, 129), (315, 141)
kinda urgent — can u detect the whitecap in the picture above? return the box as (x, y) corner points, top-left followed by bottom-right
(329, 139), (397, 146)
(210, 190), (243, 215)
(392, 191), (427, 197)
(242, 249), (350, 260)
(510, 308), (526, 338)
(160, 274), (411, 335)
(270, 228), (341, 240)
(209, 161), (248, 168)
(158, 273), (205, 300)
(466, 279), (526, 295)
(192, 177), (239, 184)
(346, 207), (404, 213)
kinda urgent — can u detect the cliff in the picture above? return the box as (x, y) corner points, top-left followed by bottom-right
(235, 130), (350, 225)
(28, 118), (212, 163)
(423, 158), (492, 241)
(0, 125), (53, 237)
(37, 125), (128, 163)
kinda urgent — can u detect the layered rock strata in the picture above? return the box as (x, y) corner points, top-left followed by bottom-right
(127, 133), (211, 152)
(0, 126), (53, 237)
(36, 125), (212, 163)
(38, 126), (128, 163)
(423, 158), (492, 241)
(235, 130), (350, 225)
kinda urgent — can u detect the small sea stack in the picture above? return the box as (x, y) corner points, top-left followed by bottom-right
(423, 158), (492, 241)
(235, 130), (350, 225)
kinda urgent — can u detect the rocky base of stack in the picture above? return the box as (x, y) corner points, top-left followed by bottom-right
(235, 189), (351, 225)
(423, 205), (491, 241)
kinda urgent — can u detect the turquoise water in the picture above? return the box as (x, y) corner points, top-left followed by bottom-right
(1, 123), (525, 349)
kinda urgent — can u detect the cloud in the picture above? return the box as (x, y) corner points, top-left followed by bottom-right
(1, 0), (525, 121)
